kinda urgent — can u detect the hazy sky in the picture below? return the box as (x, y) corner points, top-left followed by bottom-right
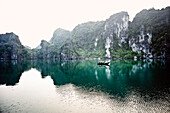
(0, 0), (169, 48)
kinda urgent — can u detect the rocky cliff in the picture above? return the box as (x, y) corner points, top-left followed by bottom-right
(59, 12), (132, 59)
(0, 32), (31, 60)
(32, 28), (71, 59)
(129, 7), (170, 58)
(50, 28), (71, 47)
(1, 7), (170, 60)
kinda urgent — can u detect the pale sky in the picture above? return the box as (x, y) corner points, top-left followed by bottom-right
(0, 0), (169, 48)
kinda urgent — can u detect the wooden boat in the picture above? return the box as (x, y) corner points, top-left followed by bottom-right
(97, 61), (110, 65)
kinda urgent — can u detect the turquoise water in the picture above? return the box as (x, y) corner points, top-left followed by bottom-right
(0, 59), (170, 113)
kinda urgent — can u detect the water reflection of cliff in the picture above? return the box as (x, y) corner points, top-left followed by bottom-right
(0, 60), (32, 85)
(0, 59), (169, 97)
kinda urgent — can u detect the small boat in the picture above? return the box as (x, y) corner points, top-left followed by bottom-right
(97, 61), (110, 65)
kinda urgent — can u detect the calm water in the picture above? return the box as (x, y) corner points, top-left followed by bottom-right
(0, 59), (170, 113)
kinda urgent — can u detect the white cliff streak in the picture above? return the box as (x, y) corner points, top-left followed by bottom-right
(147, 33), (152, 44)
(94, 38), (98, 48)
(116, 15), (129, 45)
(105, 37), (111, 58)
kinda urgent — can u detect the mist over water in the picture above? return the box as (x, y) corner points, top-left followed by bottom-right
(0, 59), (170, 113)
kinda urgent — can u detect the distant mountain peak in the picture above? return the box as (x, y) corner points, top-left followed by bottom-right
(49, 28), (71, 46)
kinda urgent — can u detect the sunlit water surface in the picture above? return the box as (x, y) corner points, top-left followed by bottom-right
(0, 60), (170, 113)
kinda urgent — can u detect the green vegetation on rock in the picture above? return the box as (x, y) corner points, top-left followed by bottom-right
(0, 33), (31, 60)
(0, 7), (170, 60)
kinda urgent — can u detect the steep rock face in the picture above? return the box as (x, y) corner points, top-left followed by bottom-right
(33, 12), (132, 59)
(129, 7), (170, 58)
(60, 40), (79, 60)
(61, 12), (130, 59)
(33, 29), (71, 59)
(129, 25), (153, 57)
(0, 33), (31, 59)
(2, 7), (167, 60)
(50, 28), (71, 47)
(57, 8), (170, 59)
(104, 12), (129, 45)
(102, 12), (129, 58)
(71, 21), (105, 58)
(40, 40), (51, 59)
(33, 40), (57, 59)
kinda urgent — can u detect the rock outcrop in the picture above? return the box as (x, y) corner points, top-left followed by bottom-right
(58, 12), (130, 59)
(1, 7), (170, 60)
(128, 7), (170, 59)
(50, 28), (71, 47)
(0, 32), (31, 60)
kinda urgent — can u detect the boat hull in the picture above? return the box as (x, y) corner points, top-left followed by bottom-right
(97, 62), (110, 65)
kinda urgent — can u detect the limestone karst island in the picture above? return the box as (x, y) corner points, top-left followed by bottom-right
(0, 6), (170, 113)
(1, 7), (170, 60)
